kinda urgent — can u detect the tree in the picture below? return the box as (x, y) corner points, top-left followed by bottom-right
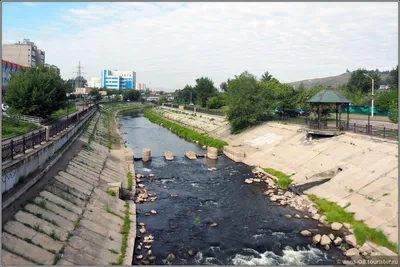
(389, 65), (398, 90)
(206, 93), (226, 109)
(347, 69), (381, 95)
(388, 100), (398, 124)
(74, 76), (88, 88)
(226, 71), (273, 133)
(194, 77), (217, 107)
(158, 96), (167, 105)
(173, 85), (196, 105)
(5, 65), (67, 118)
(123, 90), (141, 101)
(220, 82), (228, 92)
(89, 88), (102, 103)
(375, 90), (398, 111)
(261, 71), (273, 82)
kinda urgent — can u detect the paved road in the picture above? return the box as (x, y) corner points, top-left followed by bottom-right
(2, 105), (92, 145)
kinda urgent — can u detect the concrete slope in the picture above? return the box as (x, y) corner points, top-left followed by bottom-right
(1, 113), (136, 265)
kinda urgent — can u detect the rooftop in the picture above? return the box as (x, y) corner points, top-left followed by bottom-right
(306, 86), (351, 104)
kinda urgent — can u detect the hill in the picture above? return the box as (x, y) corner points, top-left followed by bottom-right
(287, 72), (390, 90)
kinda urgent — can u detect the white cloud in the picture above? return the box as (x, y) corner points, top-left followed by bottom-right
(5, 2), (397, 90)
(22, 2), (37, 7)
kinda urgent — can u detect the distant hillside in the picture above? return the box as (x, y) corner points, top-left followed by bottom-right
(287, 72), (390, 90)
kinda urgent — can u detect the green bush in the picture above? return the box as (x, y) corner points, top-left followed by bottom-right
(263, 168), (293, 190)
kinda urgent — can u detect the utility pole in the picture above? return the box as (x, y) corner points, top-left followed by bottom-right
(363, 73), (375, 118)
(73, 61), (87, 111)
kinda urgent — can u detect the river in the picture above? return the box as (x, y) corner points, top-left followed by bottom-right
(118, 110), (345, 265)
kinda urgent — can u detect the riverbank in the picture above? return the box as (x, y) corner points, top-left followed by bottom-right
(2, 109), (138, 265)
(151, 106), (398, 256)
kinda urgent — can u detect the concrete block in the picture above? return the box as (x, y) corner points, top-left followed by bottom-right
(65, 168), (99, 186)
(1, 249), (36, 265)
(33, 196), (79, 221)
(74, 226), (121, 251)
(54, 175), (91, 196)
(223, 146), (245, 162)
(24, 204), (75, 231)
(32, 231), (64, 253)
(58, 171), (94, 191)
(3, 220), (37, 240)
(79, 219), (122, 244)
(68, 236), (119, 264)
(2, 232), (55, 265)
(39, 190), (83, 214)
(43, 184), (87, 207)
(62, 245), (97, 265)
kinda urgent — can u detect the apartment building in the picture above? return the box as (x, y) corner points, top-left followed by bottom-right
(2, 60), (28, 92)
(2, 39), (45, 67)
(91, 77), (101, 88)
(101, 69), (136, 90)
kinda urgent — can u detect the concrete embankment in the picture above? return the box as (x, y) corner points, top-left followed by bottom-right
(2, 111), (137, 265)
(154, 106), (398, 248)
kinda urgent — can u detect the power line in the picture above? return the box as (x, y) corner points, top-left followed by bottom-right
(72, 61), (87, 89)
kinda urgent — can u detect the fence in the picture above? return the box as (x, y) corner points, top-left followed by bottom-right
(162, 103), (226, 116)
(2, 106), (95, 162)
(16, 114), (47, 124)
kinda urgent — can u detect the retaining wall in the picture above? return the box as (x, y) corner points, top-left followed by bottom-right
(1, 109), (96, 194)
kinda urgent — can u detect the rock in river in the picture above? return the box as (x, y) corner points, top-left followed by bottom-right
(331, 222), (343, 231)
(312, 214), (321, 220)
(300, 230), (312, 237)
(244, 179), (253, 184)
(333, 237), (343, 246)
(345, 234), (357, 247)
(136, 255), (143, 260)
(284, 214), (292, 218)
(150, 210), (157, 214)
(166, 253), (176, 262)
(320, 235), (332, 246)
(344, 248), (360, 257)
(312, 234), (322, 244)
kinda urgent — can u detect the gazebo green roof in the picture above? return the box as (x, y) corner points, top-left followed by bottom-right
(305, 87), (352, 104)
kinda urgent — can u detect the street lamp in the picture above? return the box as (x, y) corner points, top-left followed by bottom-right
(66, 93), (70, 121)
(363, 73), (374, 118)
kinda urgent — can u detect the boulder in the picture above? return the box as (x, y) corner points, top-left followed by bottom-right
(320, 235), (332, 246)
(300, 230), (312, 237)
(253, 179), (261, 183)
(245, 179), (253, 184)
(331, 222), (343, 231)
(343, 223), (352, 229)
(139, 228), (146, 234)
(284, 214), (292, 218)
(136, 255), (144, 260)
(210, 222), (218, 227)
(345, 248), (360, 257)
(294, 214), (301, 218)
(324, 245), (330, 251)
(329, 233), (335, 240)
(185, 150), (197, 160)
(333, 237), (343, 246)
(150, 210), (157, 214)
(304, 215), (309, 219)
(345, 234), (357, 247)
(148, 256), (156, 261)
(138, 184), (145, 188)
(359, 243), (373, 254)
(319, 215), (327, 223)
(312, 214), (321, 220)
(312, 234), (322, 244)
(166, 253), (176, 262)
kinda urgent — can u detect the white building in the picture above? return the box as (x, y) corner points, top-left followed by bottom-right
(91, 77), (101, 88)
(101, 69), (136, 90)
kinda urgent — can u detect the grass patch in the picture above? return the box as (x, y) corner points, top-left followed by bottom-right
(48, 105), (78, 121)
(107, 189), (116, 196)
(383, 193), (390, 197)
(262, 168), (293, 190)
(49, 231), (60, 241)
(306, 194), (398, 253)
(109, 249), (119, 254)
(144, 108), (228, 151)
(24, 237), (33, 243)
(349, 188), (354, 193)
(106, 206), (123, 219)
(2, 117), (40, 139)
(127, 172), (133, 191)
(117, 203), (131, 265)
(194, 216), (201, 225)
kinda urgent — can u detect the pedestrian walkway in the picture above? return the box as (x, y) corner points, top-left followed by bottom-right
(1, 112), (136, 265)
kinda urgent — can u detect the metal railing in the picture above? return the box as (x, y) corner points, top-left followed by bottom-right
(16, 114), (47, 124)
(2, 106), (95, 162)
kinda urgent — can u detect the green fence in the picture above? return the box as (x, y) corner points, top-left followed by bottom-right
(342, 106), (389, 116)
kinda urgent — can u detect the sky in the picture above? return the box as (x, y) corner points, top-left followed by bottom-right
(2, 2), (398, 91)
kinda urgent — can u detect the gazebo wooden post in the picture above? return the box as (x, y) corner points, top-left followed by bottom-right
(339, 104), (342, 128)
(336, 103), (339, 128)
(347, 103), (350, 130)
(318, 103), (321, 129)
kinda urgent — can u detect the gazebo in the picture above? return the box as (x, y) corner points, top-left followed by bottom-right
(305, 86), (352, 130)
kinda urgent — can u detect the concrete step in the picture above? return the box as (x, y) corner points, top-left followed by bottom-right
(87, 198), (125, 218)
(65, 167), (99, 186)
(69, 162), (100, 177)
(14, 211), (69, 241)
(62, 245), (97, 265)
(33, 196), (79, 222)
(2, 232), (55, 265)
(23, 204), (75, 232)
(56, 259), (74, 265)
(99, 174), (119, 184)
(76, 153), (105, 167)
(79, 218), (122, 244)
(73, 226), (121, 252)
(92, 188), (127, 210)
(1, 249), (36, 265)
(58, 171), (94, 191)
(83, 210), (123, 231)
(67, 235), (119, 264)
(55, 175), (91, 196)
(38, 191), (83, 215)
(71, 159), (101, 174)
(44, 184), (88, 207)
(3, 220), (64, 253)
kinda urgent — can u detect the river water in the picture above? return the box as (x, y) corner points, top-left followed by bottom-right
(118, 110), (345, 265)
